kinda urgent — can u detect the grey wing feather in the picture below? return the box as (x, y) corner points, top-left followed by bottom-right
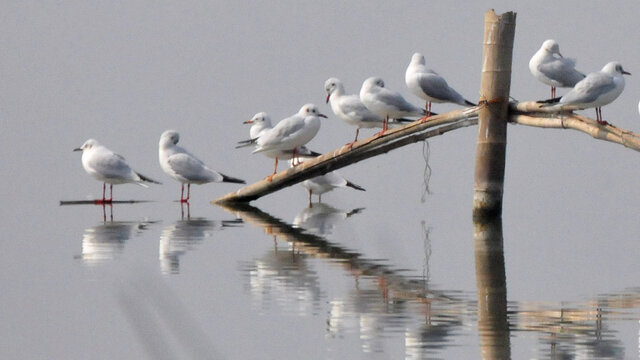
(561, 73), (615, 105)
(539, 58), (585, 87)
(341, 96), (383, 122)
(377, 90), (422, 113)
(94, 153), (135, 179)
(167, 153), (222, 182)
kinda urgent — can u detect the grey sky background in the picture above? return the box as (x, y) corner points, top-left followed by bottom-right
(1, 1), (640, 358)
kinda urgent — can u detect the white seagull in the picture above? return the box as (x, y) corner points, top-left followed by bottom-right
(237, 112), (321, 175)
(325, 77), (389, 146)
(74, 139), (160, 203)
(159, 130), (245, 202)
(252, 104), (327, 181)
(529, 40), (586, 98)
(359, 76), (425, 136)
(405, 52), (475, 117)
(551, 61), (630, 125)
(291, 151), (365, 207)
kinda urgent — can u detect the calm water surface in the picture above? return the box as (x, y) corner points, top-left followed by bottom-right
(5, 193), (635, 359)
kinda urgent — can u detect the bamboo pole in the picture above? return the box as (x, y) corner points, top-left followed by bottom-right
(213, 107), (479, 204)
(510, 111), (640, 152)
(472, 9), (516, 219)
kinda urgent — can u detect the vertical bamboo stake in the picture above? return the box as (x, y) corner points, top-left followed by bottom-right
(475, 218), (511, 359)
(473, 10), (516, 219)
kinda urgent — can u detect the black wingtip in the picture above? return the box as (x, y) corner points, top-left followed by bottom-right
(536, 97), (562, 104)
(345, 181), (365, 191)
(309, 150), (323, 157)
(465, 100), (476, 106)
(221, 174), (246, 184)
(137, 172), (162, 184)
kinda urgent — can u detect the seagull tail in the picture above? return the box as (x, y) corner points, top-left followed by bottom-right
(220, 173), (246, 184)
(136, 172), (161, 185)
(537, 97), (562, 105)
(236, 137), (258, 149)
(345, 180), (365, 192)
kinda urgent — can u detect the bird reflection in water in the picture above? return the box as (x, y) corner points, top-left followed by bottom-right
(292, 202), (364, 235)
(77, 219), (154, 266)
(159, 217), (242, 274)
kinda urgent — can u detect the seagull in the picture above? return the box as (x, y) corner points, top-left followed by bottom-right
(252, 104), (327, 181)
(159, 130), (245, 202)
(359, 76), (425, 136)
(238, 112), (321, 177)
(325, 77), (389, 146)
(291, 150), (365, 207)
(529, 40), (586, 98)
(551, 61), (630, 125)
(74, 139), (160, 203)
(405, 52), (475, 118)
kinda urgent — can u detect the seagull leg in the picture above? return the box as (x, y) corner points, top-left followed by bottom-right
(345, 128), (360, 149)
(308, 189), (312, 208)
(418, 102), (432, 123)
(180, 184), (185, 202)
(103, 184), (113, 203)
(185, 183), (191, 202)
(596, 107), (609, 126)
(551, 86), (556, 99)
(374, 117), (389, 137)
(266, 158), (278, 182)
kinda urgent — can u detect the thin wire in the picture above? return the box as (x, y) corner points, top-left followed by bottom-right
(420, 140), (432, 203)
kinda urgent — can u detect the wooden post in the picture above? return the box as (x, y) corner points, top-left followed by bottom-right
(473, 10), (516, 219)
(474, 217), (511, 359)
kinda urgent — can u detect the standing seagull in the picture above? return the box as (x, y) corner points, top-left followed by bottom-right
(359, 76), (425, 136)
(74, 139), (160, 203)
(291, 150), (365, 207)
(405, 52), (475, 118)
(159, 130), (245, 202)
(253, 104), (327, 181)
(238, 112), (320, 172)
(325, 77), (387, 146)
(550, 61), (630, 125)
(529, 40), (586, 98)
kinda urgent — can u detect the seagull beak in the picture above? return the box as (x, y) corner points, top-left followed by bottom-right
(242, 119), (254, 124)
(623, 70), (631, 75)
(319, 113), (328, 119)
(557, 52), (564, 58)
(73, 147), (82, 152)
(325, 94), (330, 104)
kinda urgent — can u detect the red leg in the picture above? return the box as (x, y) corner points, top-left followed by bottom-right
(185, 183), (191, 202)
(266, 158), (278, 182)
(374, 116), (389, 137)
(551, 86), (556, 99)
(180, 184), (185, 202)
(596, 107), (609, 126)
(345, 128), (360, 149)
(418, 102), (432, 123)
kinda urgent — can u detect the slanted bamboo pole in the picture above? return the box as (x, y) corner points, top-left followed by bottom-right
(472, 9), (516, 219)
(214, 107), (479, 204)
(510, 101), (640, 152)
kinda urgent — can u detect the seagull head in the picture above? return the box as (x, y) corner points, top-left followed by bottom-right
(160, 130), (180, 148)
(244, 112), (272, 126)
(74, 139), (99, 152)
(362, 76), (385, 92)
(324, 77), (343, 103)
(602, 61), (631, 76)
(299, 104), (328, 118)
(541, 39), (562, 58)
(410, 52), (426, 66)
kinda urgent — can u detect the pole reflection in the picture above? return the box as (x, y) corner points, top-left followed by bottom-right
(474, 216), (511, 359)
(219, 202), (640, 358)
